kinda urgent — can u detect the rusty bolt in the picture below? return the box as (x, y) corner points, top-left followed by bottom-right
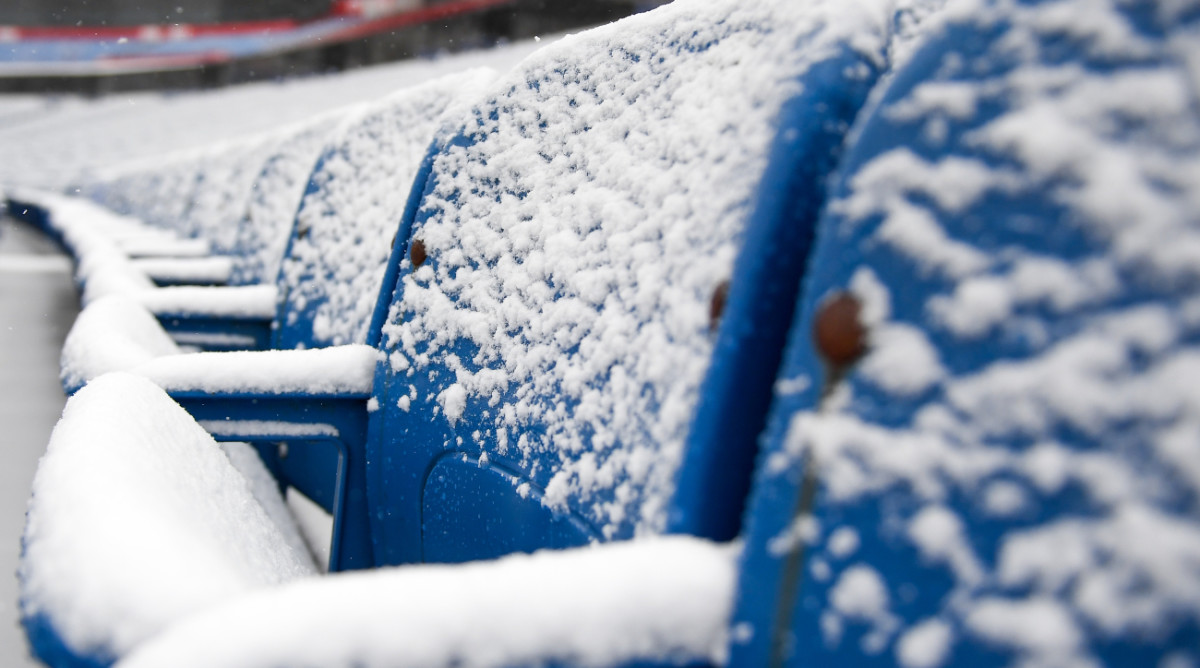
(710, 279), (730, 332)
(813, 291), (867, 367)
(410, 238), (427, 269)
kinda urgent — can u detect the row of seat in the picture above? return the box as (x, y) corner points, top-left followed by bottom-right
(9, 0), (1200, 666)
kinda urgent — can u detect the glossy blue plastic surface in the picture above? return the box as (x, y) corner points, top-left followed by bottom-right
(728, 2), (1200, 666)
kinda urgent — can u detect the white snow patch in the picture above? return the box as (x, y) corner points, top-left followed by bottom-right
(60, 294), (183, 393)
(896, 618), (953, 668)
(19, 374), (315, 660)
(859, 323), (945, 396)
(828, 527), (861, 559)
(132, 344), (376, 395)
(118, 537), (738, 668)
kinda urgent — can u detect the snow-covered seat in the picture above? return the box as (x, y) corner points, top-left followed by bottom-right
(9, 137), (287, 293)
(728, 0), (1200, 665)
(129, 116), (341, 289)
(9, 106), (346, 306)
(4, 113), (332, 314)
(364, 0), (914, 564)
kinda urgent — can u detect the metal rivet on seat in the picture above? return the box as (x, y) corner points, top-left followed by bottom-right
(710, 279), (730, 332)
(410, 238), (427, 269)
(813, 291), (867, 368)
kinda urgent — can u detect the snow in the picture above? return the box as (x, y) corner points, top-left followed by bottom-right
(59, 294), (183, 394)
(131, 344), (377, 395)
(14, 0), (1199, 664)
(380, 0), (917, 541)
(827, 527), (861, 559)
(229, 112), (344, 286)
(115, 537), (737, 668)
(129, 256), (234, 285)
(134, 284), (278, 318)
(831, 565), (891, 619)
(964, 597), (1083, 656)
(767, 0), (1200, 663)
(285, 489), (334, 574)
(19, 373), (316, 662)
(46, 66), (499, 390)
(906, 504), (982, 586)
(895, 618), (952, 668)
(826, 564), (898, 653)
(279, 67), (498, 348)
(857, 322), (945, 396)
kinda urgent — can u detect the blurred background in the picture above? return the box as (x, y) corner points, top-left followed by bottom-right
(0, 0), (668, 94)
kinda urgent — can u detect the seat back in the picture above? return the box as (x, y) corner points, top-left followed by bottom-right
(227, 113), (342, 286)
(270, 68), (496, 351)
(364, 0), (912, 566)
(86, 151), (200, 233)
(178, 134), (289, 253)
(729, 1), (1200, 665)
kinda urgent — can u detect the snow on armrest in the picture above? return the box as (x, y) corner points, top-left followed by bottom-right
(133, 344), (378, 396)
(130, 256), (235, 285)
(135, 284), (278, 319)
(116, 237), (212, 259)
(55, 220), (159, 305)
(19, 373), (316, 664)
(61, 294), (184, 394)
(118, 536), (737, 668)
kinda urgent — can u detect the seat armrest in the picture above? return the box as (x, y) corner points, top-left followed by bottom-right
(119, 536), (737, 668)
(136, 284), (277, 319)
(132, 256), (235, 287)
(132, 344), (377, 397)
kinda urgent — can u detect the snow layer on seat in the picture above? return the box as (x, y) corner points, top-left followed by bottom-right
(19, 373), (316, 665)
(276, 67), (497, 349)
(730, 0), (1200, 665)
(377, 0), (931, 542)
(60, 294), (184, 394)
(228, 112), (344, 285)
(178, 136), (290, 253)
(116, 536), (735, 668)
(85, 152), (201, 229)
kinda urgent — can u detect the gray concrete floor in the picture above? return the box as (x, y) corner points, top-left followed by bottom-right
(0, 216), (76, 668)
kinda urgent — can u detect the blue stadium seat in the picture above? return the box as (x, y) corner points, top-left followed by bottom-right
(728, 0), (1200, 666)
(364, 0), (901, 565)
